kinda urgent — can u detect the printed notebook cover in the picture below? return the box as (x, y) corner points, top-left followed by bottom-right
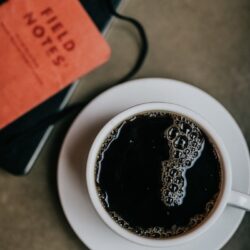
(0, 0), (110, 128)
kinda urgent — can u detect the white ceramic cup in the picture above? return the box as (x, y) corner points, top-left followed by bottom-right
(86, 102), (250, 247)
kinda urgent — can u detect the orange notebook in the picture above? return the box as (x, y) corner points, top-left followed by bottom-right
(0, 0), (110, 129)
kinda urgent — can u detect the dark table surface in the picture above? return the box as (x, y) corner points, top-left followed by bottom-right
(0, 0), (250, 249)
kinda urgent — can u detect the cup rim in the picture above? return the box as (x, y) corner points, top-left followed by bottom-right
(86, 102), (232, 247)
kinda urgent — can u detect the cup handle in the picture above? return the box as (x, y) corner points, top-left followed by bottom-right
(229, 190), (250, 211)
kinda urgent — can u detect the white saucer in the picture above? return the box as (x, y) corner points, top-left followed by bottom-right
(57, 78), (250, 250)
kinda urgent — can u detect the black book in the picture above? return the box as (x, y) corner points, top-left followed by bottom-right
(0, 0), (121, 175)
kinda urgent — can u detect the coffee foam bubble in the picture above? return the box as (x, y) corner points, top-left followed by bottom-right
(161, 115), (205, 207)
(107, 194), (217, 239)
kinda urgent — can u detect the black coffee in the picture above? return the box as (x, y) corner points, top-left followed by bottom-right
(95, 112), (222, 239)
